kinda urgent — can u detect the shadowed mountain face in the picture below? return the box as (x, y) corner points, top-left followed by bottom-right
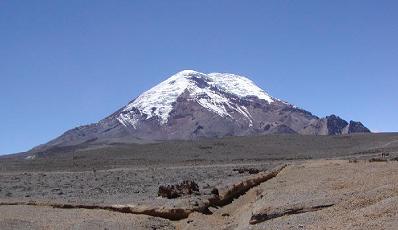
(33, 70), (370, 152)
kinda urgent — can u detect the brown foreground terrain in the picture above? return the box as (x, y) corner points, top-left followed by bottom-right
(0, 133), (398, 229)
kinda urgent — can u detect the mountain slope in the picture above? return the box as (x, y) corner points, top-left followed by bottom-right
(33, 70), (370, 152)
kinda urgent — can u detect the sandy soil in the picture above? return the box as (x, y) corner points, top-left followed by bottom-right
(0, 205), (174, 230)
(177, 160), (398, 230)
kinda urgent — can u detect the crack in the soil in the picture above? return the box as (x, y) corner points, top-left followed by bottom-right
(0, 201), (193, 221)
(249, 202), (335, 224)
(0, 164), (287, 221)
(211, 164), (287, 206)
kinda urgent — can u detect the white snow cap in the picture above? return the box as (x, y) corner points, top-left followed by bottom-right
(117, 70), (275, 127)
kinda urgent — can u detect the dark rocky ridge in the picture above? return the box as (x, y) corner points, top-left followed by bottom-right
(31, 70), (370, 153)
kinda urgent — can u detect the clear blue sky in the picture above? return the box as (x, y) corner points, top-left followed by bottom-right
(1, 1), (397, 155)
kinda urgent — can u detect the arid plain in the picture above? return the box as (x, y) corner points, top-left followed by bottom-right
(1, 133), (397, 229)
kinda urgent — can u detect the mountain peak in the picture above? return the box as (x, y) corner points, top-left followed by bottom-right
(176, 69), (204, 76)
(118, 70), (275, 126)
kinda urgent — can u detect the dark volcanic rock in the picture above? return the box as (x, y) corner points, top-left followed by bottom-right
(158, 181), (200, 199)
(348, 121), (371, 133)
(326, 115), (349, 135)
(233, 168), (260, 174)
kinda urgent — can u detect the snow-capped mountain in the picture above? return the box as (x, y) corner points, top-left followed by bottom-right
(118, 70), (275, 128)
(33, 70), (370, 152)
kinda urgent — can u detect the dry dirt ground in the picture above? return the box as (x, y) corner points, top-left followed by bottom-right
(0, 160), (397, 229)
(1, 133), (398, 229)
(177, 160), (398, 230)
